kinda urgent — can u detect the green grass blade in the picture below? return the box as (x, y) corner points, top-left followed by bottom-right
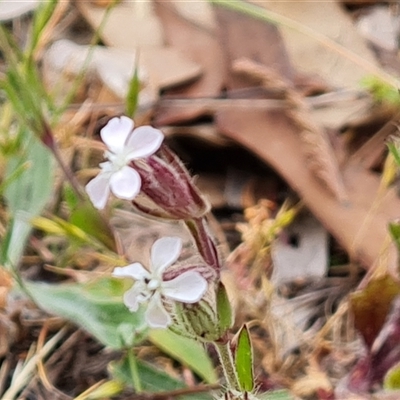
(125, 55), (141, 118)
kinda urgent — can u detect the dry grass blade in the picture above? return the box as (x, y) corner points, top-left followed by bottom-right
(233, 58), (348, 203)
(1, 327), (67, 399)
(32, 0), (71, 61)
(0, 358), (10, 396)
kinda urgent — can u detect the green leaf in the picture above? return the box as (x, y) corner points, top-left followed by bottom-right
(361, 75), (400, 105)
(216, 282), (234, 334)
(384, 362), (400, 390)
(0, 161), (29, 196)
(32, 215), (92, 243)
(235, 324), (254, 392)
(63, 184), (79, 210)
(109, 356), (213, 399)
(389, 221), (400, 254)
(1, 135), (54, 268)
(4, 135), (53, 216)
(25, 278), (147, 349)
(125, 57), (141, 118)
(69, 200), (118, 252)
(149, 329), (218, 384)
(388, 142), (400, 167)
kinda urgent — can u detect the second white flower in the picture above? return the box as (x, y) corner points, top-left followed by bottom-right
(113, 236), (208, 328)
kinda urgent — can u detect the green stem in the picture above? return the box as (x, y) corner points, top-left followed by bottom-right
(213, 340), (241, 392)
(128, 348), (142, 393)
(210, 0), (400, 89)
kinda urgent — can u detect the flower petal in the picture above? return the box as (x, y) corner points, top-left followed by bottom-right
(162, 271), (207, 303)
(99, 161), (113, 173)
(85, 171), (111, 209)
(109, 166), (141, 200)
(125, 125), (164, 159)
(113, 262), (150, 280)
(151, 237), (182, 274)
(123, 282), (145, 312)
(101, 116), (134, 154)
(145, 294), (171, 328)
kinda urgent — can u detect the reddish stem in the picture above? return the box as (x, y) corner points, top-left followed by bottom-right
(186, 217), (220, 272)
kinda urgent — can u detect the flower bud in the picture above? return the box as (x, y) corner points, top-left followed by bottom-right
(170, 282), (233, 342)
(131, 145), (210, 220)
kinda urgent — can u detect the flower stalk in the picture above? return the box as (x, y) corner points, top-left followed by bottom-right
(185, 217), (220, 271)
(214, 340), (241, 392)
(85, 115), (256, 396)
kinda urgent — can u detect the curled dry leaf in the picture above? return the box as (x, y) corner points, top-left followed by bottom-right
(341, 285), (400, 393)
(215, 104), (399, 271)
(350, 275), (400, 349)
(233, 58), (347, 202)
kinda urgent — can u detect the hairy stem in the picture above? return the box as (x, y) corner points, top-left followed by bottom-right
(185, 217), (219, 271)
(213, 340), (241, 392)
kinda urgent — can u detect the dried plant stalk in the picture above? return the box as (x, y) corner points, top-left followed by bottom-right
(233, 58), (347, 202)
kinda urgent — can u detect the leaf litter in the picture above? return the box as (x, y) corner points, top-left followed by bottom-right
(1, 0), (400, 399)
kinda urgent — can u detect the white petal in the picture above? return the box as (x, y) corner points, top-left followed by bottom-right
(125, 125), (164, 159)
(151, 237), (182, 274)
(109, 166), (141, 200)
(145, 294), (171, 328)
(123, 283), (145, 312)
(85, 172), (111, 209)
(99, 161), (113, 172)
(113, 262), (151, 280)
(101, 116), (134, 154)
(162, 271), (207, 303)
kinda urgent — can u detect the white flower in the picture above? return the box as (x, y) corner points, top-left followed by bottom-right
(86, 116), (164, 209)
(113, 237), (208, 328)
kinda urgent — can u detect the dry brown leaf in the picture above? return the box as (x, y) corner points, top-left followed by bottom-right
(155, 1), (226, 98)
(216, 106), (399, 272)
(153, 1), (226, 126)
(250, 0), (379, 89)
(233, 58), (347, 202)
(213, 2), (294, 89)
(77, 1), (163, 49)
